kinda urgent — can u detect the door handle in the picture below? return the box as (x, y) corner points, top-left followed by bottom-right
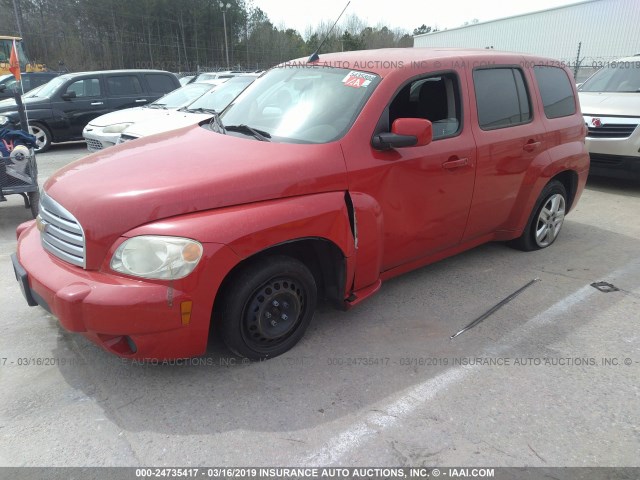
(135, 99), (148, 103)
(90, 101), (104, 106)
(442, 157), (469, 169)
(523, 140), (541, 152)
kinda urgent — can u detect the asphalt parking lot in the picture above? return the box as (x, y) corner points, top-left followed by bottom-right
(1, 144), (639, 467)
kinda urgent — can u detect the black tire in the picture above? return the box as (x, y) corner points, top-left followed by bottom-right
(509, 180), (567, 251)
(28, 190), (40, 218)
(29, 123), (52, 153)
(219, 256), (317, 360)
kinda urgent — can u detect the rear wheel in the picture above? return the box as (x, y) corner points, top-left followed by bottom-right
(510, 180), (567, 251)
(29, 123), (52, 153)
(219, 256), (317, 360)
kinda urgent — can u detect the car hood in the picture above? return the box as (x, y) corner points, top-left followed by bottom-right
(86, 107), (153, 127)
(123, 110), (210, 138)
(0, 95), (49, 113)
(578, 92), (640, 117)
(44, 125), (348, 269)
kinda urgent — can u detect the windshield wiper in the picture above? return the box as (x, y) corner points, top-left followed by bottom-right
(208, 110), (226, 134)
(225, 124), (271, 142)
(186, 107), (219, 114)
(147, 103), (167, 109)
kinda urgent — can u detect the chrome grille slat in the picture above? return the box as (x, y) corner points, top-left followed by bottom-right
(42, 223), (83, 246)
(587, 124), (637, 139)
(42, 222), (84, 247)
(39, 207), (82, 235)
(42, 232), (84, 256)
(39, 193), (86, 268)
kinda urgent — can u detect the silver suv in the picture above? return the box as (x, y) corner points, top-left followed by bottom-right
(578, 56), (640, 179)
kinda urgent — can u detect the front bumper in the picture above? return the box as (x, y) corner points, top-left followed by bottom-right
(13, 222), (233, 359)
(588, 153), (640, 180)
(583, 114), (640, 180)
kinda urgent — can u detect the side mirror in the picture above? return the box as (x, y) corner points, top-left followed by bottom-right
(61, 91), (77, 100)
(371, 118), (433, 151)
(0, 85), (6, 93)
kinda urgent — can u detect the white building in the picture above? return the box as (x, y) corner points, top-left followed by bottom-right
(413, 0), (640, 80)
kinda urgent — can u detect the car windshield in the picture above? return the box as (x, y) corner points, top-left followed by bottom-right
(36, 76), (69, 97)
(186, 76), (257, 112)
(220, 66), (379, 144)
(580, 60), (640, 92)
(149, 83), (211, 109)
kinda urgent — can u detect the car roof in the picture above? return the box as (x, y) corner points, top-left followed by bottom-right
(57, 69), (176, 78)
(286, 48), (557, 77)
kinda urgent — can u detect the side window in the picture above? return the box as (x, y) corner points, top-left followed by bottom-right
(145, 74), (177, 94)
(473, 68), (531, 130)
(388, 72), (461, 140)
(106, 75), (143, 96)
(533, 66), (577, 119)
(66, 78), (101, 97)
(4, 78), (19, 91)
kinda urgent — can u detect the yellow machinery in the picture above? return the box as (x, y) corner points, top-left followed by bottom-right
(0, 36), (46, 74)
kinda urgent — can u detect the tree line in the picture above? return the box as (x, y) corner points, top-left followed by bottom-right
(0, 0), (432, 73)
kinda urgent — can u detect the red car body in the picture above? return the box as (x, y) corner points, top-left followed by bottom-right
(12, 49), (589, 360)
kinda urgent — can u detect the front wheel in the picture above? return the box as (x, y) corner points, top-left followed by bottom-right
(510, 180), (567, 251)
(219, 256), (317, 360)
(29, 123), (52, 153)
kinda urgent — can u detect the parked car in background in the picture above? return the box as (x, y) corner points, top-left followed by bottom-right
(179, 75), (195, 86)
(83, 82), (212, 151)
(0, 72), (61, 99)
(12, 49), (588, 361)
(192, 70), (243, 82)
(119, 74), (259, 143)
(0, 69), (180, 152)
(578, 55), (640, 179)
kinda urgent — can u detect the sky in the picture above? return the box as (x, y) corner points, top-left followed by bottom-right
(254, 0), (586, 36)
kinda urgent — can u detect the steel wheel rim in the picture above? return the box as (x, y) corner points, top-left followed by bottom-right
(29, 126), (47, 150)
(535, 193), (566, 247)
(241, 276), (306, 352)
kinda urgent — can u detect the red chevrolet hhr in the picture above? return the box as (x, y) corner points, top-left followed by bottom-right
(12, 49), (589, 360)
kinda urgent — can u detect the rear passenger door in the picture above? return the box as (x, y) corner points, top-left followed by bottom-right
(105, 74), (149, 111)
(50, 75), (108, 140)
(463, 65), (547, 241)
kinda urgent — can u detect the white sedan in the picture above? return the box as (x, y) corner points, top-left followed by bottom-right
(82, 82), (214, 152)
(118, 74), (260, 143)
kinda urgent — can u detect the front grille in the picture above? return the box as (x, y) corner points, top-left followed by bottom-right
(587, 124), (637, 138)
(85, 138), (104, 151)
(38, 193), (85, 268)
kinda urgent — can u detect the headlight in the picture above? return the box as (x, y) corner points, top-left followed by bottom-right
(103, 123), (133, 134)
(110, 236), (203, 280)
(0, 115), (10, 126)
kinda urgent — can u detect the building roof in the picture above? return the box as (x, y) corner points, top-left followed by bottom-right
(413, 0), (597, 38)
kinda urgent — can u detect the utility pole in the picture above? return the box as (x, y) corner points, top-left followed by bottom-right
(219, 2), (231, 69)
(12, 0), (24, 38)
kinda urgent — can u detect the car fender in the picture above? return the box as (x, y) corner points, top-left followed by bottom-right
(122, 190), (357, 292)
(502, 138), (587, 237)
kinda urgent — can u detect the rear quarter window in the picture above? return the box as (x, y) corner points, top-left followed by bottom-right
(145, 73), (178, 94)
(473, 68), (531, 130)
(533, 66), (577, 119)
(107, 75), (143, 96)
